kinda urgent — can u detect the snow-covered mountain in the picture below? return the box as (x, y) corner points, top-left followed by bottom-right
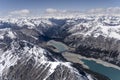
(0, 17), (98, 80)
(2, 16), (120, 41)
(0, 40), (93, 80)
(63, 16), (120, 39)
(0, 15), (120, 80)
(1, 16), (120, 39)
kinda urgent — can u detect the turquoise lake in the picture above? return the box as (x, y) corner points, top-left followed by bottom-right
(48, 40), (120, 80)
(81, 59), (120, 80)
(48, 40), (68, 52)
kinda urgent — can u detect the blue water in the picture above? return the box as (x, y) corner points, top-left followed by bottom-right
(48, 40), (120, 80)
(81, 59), (120, 80)
(48, 40), (68, 52)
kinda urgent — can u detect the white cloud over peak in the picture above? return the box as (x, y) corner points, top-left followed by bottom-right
(87, 7), (120, 14)
(10, 9), (30, 16)
(45, 7), (120, 16)
(46, 8), (58, 13)
(45, 8), (67, 14)
(3, 7), (120, 17)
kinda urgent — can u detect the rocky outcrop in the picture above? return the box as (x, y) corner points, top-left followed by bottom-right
(0, 16), (119, 80)
(0, 40), (93, 80)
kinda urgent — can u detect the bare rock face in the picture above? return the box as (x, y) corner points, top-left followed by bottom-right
(0, 40), (91, 80)
(0, 16), (118, 80)
(42, 17), (120, 67)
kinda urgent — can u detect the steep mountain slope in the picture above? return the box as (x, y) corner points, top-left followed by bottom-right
(0, 18), (99, 80)
(0, 15), (119, 80)
(41, 16), (120, 66)
(0, 40), (93, 80)
(62, 16), (120, 66)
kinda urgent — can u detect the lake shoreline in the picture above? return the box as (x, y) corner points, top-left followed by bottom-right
(78, 54), (120, 70)
(47, 40), (120, 70)
(46, 41), (110, 80)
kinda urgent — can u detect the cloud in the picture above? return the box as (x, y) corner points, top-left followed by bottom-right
(88, 8), (105, 13)
(10, 9), (30, 16)
(45, 8), (67, 14)
(45, 7), (120, 15)
(46, 8), (58, 13)
(106, 7), (120, 13)
(87, 7), (120, 14)
(6, 7), (120, 17)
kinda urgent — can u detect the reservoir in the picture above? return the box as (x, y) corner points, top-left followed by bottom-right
(47, 40), (68, 52)
(48, 40), (120, 80)
(81, 59), (120, 80)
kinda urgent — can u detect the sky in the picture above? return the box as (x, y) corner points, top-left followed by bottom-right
(0, 0), (120, 16)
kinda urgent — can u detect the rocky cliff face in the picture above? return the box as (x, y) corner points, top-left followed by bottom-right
(42, 16), (120, 67)
(0, 40), (93, 80)
(0, 16), (119, 80)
